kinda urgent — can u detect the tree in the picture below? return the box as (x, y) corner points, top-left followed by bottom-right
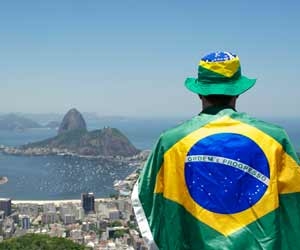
(110, 220), (122, 227)
(0, 234), (86, 250)
(112, 229), (126, 239)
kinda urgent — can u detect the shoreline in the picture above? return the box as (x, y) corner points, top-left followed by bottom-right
(0, 146), (149, 161)
(12, 198), (112, 206)
(11, 168), (139, 206)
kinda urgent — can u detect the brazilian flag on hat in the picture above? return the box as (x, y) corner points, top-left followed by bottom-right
(185, 52), (256, 96)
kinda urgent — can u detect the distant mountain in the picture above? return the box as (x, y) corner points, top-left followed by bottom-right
(44, 121), (60, 129)
(0, 114), (42, 130)
(14, 112), (63, 125)
(19, 112), (100, 125)
(22, 108), (140, 157)
(58, 108), (87, 135)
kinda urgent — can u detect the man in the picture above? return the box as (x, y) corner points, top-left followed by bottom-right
(132, 52), (300, 250)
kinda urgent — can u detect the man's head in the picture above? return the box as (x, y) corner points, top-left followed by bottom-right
(185, 51), (256, 97)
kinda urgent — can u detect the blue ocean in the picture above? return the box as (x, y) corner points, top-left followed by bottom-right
(0, 117), (180, 200)
(0, 117), (299, 200)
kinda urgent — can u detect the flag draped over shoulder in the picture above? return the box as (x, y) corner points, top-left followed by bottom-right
(131, 108), (300, 250)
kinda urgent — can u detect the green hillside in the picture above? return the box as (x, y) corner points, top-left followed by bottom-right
(0, 234), (86, 250)
(23, 127), (140, 157)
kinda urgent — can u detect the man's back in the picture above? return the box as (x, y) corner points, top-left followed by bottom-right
(132, 52), (300, 250)
(133, 107), (300, 249)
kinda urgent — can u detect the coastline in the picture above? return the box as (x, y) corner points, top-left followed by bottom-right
(0, 145), (149, 162)
(12, 198), (111, 206)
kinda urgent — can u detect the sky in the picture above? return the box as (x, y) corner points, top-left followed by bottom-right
(0, 0), (299, 118)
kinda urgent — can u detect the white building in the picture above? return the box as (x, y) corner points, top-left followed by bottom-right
(16, 204), (39, 217)
(70, 229), (83, 244)
(75, 207), (84, 221)
(43, 203), (56, 213)
(63, 214), (75, 225)
(97, 202), (109, 218)
(42, 212), (58, 224)
(108, 209), (120, 221)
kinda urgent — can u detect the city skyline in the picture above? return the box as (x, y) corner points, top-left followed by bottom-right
(1, 1), (299, 118)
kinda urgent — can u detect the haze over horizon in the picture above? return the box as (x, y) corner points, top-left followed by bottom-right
(1, 1), (299, 118)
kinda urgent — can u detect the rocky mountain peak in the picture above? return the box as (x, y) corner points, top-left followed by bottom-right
(58, 108), (87, 135)
(21, 109), (140, 157)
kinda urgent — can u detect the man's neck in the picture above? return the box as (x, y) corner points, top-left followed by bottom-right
(200, 105), (236, 115)
(201, 96), (237, 110)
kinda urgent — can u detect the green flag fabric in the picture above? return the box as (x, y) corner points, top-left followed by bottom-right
(132, 108), (300, 250)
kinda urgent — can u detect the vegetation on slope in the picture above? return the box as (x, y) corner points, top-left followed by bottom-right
(0, 234), (86, 250)
(23, 127), (140, 157)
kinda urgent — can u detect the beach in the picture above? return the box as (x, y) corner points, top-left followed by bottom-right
(12, 198), (110, 206)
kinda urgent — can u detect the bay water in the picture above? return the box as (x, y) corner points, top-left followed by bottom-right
(0, 116), (298, 200)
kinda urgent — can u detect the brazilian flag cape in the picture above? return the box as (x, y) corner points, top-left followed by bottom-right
(131, 107), (300, 250)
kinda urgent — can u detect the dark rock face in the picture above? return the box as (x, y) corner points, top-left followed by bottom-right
(58, 109), (87, 135)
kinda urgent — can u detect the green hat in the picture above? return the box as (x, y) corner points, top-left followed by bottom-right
(184, 52), (256, 96)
